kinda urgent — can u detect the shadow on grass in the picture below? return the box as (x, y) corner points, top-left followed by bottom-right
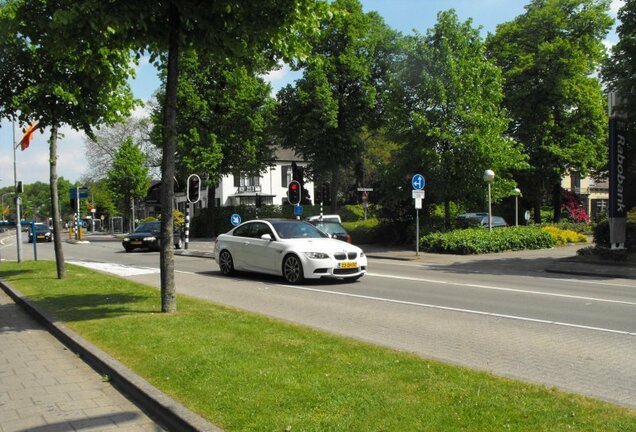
(0, 268), (35, 280)
(30, 292), (156, 322)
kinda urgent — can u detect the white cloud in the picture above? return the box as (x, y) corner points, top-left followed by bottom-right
(262, 63), (291, 83)
(610, 0), (625, 17)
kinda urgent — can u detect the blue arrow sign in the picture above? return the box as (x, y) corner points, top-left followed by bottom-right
(412, 174), (425, 190)
(230, 214), (241, 226)
(293, 205), (304, 217)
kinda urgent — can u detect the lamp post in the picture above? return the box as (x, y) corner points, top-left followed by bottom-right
(513, 187), (521, 226)
(483, 169), (495, 232)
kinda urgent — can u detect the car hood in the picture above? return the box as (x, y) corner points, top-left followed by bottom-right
(283, 238), (362, 253)
(127, 231), (158, 239)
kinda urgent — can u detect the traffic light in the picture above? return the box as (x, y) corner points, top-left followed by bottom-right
(69, 197), (76, 211)
(187, 174), (201, 203)
(16, 181), (23, 194)
(287, 180), (301, 205)
(320, 183), (330, 204)
(255, 194), (262, 208)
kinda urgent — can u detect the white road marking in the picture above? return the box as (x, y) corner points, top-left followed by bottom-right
(273, 283), (636, 337)
(366, 272), (636, 306)
(68, 260), (160, 276)
(369, 258), (636, 287)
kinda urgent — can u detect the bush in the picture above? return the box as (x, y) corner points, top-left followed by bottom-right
(541, 226), (588, 245)
(419, 227), (554, 255)
(343, 218), (380, 244)
(545, 221), (594, 235)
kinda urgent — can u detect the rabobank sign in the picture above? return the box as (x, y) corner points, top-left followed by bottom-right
(609, 118), (627, 218)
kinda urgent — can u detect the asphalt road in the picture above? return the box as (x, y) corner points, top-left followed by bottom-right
(2, 232), (636, 409)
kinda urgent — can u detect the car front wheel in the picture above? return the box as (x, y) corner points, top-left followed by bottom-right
(218, 250), (234, 275)
(283, 255), (304, 284)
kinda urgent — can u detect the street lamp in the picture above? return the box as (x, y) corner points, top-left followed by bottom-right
(513, 187), (522, 226)
(483, 169), (495, 232)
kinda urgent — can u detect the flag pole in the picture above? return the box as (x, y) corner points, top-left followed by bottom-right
(12, 120), (23, 263)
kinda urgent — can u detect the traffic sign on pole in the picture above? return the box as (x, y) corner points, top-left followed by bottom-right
(231, 214), (241, 226)
(412, 174), (425, 190)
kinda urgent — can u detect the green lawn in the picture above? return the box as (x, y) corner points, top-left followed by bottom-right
(2, 261), (635, 431)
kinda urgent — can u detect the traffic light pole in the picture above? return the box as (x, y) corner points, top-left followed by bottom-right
(185, 203), (190, 250)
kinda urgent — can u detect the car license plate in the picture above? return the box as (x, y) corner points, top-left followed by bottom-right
(37, 235), (45, 239)
(339, 261), (357, 269)
(131, 240), (142, 245)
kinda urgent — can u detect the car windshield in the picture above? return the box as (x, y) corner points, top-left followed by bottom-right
(312, 222), (347, 235)
(271, 221), (328, 239)
(135, 222), (160, 233)
(34, 224), (49, 233)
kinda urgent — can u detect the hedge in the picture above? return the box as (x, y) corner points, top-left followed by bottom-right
(419, 227), (554, 255)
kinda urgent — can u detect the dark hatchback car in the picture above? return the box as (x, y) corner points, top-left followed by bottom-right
(457, 213), (508, 228)
(308, 220), (352, 243)
(122, 221), (184, 252)
(28, 223), (53, 243)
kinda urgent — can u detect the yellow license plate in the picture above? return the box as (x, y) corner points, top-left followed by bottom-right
(131, 240), (142, 245)
(339, 261), (357, 269)
(37, 235), (45, 238)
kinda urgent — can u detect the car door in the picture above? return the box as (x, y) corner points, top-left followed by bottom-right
(228, 223), (256, 269)
(244, 222), (282, 274)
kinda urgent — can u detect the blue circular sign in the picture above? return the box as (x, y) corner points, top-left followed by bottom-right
(230, 213), (241, 226)
(412, 174), (425, 190)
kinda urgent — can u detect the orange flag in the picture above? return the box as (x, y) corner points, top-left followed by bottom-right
(19, 121), (39, 151)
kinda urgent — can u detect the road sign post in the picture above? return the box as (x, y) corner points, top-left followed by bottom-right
(411, 175), (426, 256)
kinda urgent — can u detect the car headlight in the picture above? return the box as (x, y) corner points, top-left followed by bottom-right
(304, 252), (330, 259)
(143, 236), (156, 241)
(123, 237), (130, 242)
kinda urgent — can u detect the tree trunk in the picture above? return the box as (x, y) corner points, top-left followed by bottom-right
(444, 198), (451, 228)
(159, 3), (180, 313)
(552, 182), (562, 223)
(329, 169), (338, 214)
(533, 196), (542, 224)
(206, 185), (216, 237)
(49, 124), (65, 279)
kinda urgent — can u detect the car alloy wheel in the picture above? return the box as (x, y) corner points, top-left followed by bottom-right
(219, 250), (234, 275)
(283, 255), (304, 284)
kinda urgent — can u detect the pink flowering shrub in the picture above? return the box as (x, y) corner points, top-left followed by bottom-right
(561, 190), (590, 223)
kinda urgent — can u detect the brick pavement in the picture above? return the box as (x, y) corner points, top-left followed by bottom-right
(0, 289), (163, 432)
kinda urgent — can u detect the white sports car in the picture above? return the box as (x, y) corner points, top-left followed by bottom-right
(213, 219), (367, 284)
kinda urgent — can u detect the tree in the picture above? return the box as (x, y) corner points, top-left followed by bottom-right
(602, 0), (636, 211)
(276, 0), (398, 212)
(0, 0), (137, 278)
(47, 0), (326, 311)
(107, 138), (151, 232)
(384, 10), (526, 226)
(151, 51), (276, 236)
(487, 0), (613, 222)
(84, 117), (160, 182)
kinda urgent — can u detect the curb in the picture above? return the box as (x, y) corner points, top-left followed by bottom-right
(66, 239), (91, 245)
(175, 250), (215, 259)
(0, 280), (223, 432)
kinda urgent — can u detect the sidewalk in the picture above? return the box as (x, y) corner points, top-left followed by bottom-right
(0, 289), (163, 432)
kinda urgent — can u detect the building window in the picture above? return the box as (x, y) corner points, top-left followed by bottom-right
(281, 165), (293, 187)
(233, 174), (261, 192)
(571, 172), (581, 194)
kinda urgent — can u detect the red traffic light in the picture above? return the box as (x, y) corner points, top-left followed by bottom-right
(287, 180), (301, 205)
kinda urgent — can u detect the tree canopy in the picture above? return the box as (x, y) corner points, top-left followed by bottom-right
(487, 0), (613, 222)
(383, 10), (526, 225)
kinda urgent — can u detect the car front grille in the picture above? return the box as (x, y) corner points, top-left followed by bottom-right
(333, 252), (357, 260)
(333, 268), (359, 275)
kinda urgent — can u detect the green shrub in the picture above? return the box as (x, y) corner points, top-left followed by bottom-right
(546, 221), (594, 235)
(419, 227), (554, 255)
(343, 218), (380, 244)
(541, 226), (588, 245)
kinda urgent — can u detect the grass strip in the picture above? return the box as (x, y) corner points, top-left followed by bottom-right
(2, 261), (635, 431)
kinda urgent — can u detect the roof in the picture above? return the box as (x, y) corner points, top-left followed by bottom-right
(273, 146), (304, 162)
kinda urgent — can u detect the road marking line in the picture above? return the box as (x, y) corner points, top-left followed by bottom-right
(274, 283), (636, 337)
(68, 260), (160, 276)
(366, 272), (636, 306)
(369, 258), (636, 287)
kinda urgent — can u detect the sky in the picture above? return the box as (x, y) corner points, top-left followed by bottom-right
(0, 0), (625, 188)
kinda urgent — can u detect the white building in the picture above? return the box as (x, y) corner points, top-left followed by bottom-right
(172, 147), (314, 212)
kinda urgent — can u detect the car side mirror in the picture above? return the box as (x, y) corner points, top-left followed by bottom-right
(261, 233), (272, 241)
